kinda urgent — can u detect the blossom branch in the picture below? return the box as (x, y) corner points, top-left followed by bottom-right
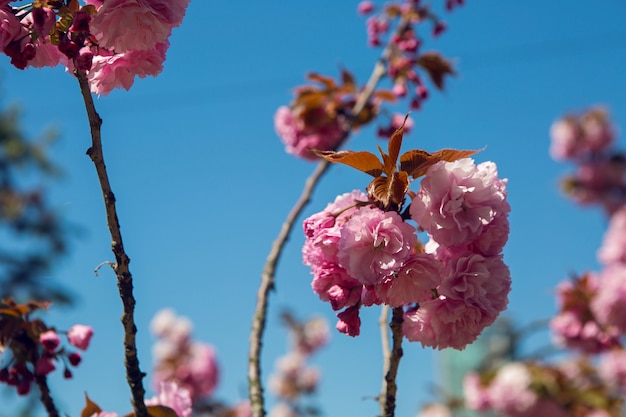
(75, 70), (148, 417)
(380, 307), (404, 417)
(379, 305), (391, 394)
(34, 375), (59, 417)
(247, 28), (401, 417)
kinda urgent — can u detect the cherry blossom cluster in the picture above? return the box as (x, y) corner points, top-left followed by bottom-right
(359, 0), (457, 111)
(85, 381), (193, 417)
(302, 157), (510, 349)
(549, 107), (625, 214)
(150, 308), (219, 403)
(462, 359), (624, 417)
(0, 299), (93, 395)
(268, 314), (328, 417)
(0, 0), (190, 95)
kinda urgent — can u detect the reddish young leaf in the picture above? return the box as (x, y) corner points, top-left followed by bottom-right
(81, 394), (102, 417)
(367, 171), (409, 209)
(416, 52), (455, 90)
(341, 68), (356, 93)
(307, 72), (337, 90)
(123, 405), (180, 417)
(312, 149), (384, 177)
(373, 90), (398, 103)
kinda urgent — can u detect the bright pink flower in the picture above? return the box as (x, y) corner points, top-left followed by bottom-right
(591, 265), (626, 333)
(90, 0), (190, 52)
(336, 306), (361, 337)
(375, 253), (441, 307)
(598, 207), (626, 265)
(438, 254), (510, 316)
(39, 330), (60, 352)
(338, 206), (416, 285)
(410, 158), (509, 250)
(145, 381), (193, 417)
(0, 8), (23, 50)
(67, 324), (94, 350)
(310, 264), (362, 310)
(402, 296), (496, 349)
(274, 106), (345, 161)
(86, 42), (167, 95)
(34, 357), (56, 376)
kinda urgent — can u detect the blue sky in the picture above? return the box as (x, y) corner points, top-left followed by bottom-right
(2, 1), (626, 416)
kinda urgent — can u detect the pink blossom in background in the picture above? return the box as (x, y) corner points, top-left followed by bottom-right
(598, 349), (626, 393)
(145, 382), (193, 417)
(357, 1), (375, 15)
(463, 373), (491, 411)
(269, 403), (297, 417)
(376, 113), (414, 138)
(597, 208), (626, 265)
(86, 42), (168, 95)
(375, 253), (441, 307)
(487, 363), (537, 416)
(274, 106), (345, 160)
(410, 158), (509, 250)
(549, 117), (583, 161)
(89, 0), (190, 52)
(416, 403), (452, 417)
(297, 317), (330, 354)
(580, 107), (615, 153)
(550, 310), (620, 354)
(67, 324), (94, 350)
(337, 206), (416, 285)
(150, 308), (192, 344)
(591, 265), (626, 333)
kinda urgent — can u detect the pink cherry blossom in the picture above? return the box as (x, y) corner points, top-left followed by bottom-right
(336, 306), (361, 337)
(67, 324), (94, 350)
(310, 264), (362, 310)
(549, 117), (583, 161)
(274, 106), (345, 160)
(150, 308), (192, 344)
(337, 206), (416, 285)
(598, 349), (626, 393)
(375, 253), (441, 307)
(463, 373), (491, 411)
(487, 363), (537, 415)
(591, 265), (626, 333)
(357, 1), (375, 15)
(86, 42), (168, 95)
(39, 330), (60, 352)
(597, 207), (626, 265)
(145, 381), (193, 417)
(90, 0), (190, 52)
(410, 158), (509, 250)
(34, 357), (56, 376)
(0, 8), (23, 50)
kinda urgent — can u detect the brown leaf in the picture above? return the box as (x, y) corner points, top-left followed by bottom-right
(367, 171), (409, 209)
(81, 393), (102, 417)
(400, 148), (480, 179)
(147, 405), (180, 417)
(416, 52), (455, 90)
(341, 68), (356, 93)
(307, 72), (336, 90)
(312, 149), (383, 177)
(373, 90), (397, 103)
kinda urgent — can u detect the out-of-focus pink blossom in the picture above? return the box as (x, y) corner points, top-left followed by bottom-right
(598, 207), (626, 265)
(274, 106), (345, 160)
(550, 117), (583, 161)
(550, 108), (615, 161)
(145, 381), (193, 417)
(90, 0), (190, 52)
(67, 324), (94, 350)
(338, 206), (416, 285)
(357, 1), (375, 15)
(39, 330), (60, 352)
(86, 42), (167, 95)
(150, 308), (192, 344)
(591, 265), (626, 333)
(410, 158), (509, 250)
(376, 113), (414, 138)
(375, 253), (441, 307)
(297, 317), (329, 354)
(0, 8), (23, 50)
(487, 363), (537, 415)
(463, 373), (491, 411)
(416, 403), (452, 417)
(598, 349), (626, 393)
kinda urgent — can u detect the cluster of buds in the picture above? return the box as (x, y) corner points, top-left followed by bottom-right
(268, 313), (329, 417)
(549, 107), (625, 214)
(0, 0), (190, 95)
(150, 309), (220, 404)
(0, 298), (93, 395)
(302, 121), (511, 349)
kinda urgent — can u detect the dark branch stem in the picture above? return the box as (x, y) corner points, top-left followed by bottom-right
(247, 18), (409, 417)
(75, 71), (148, 417)
(381, 307), (404, 417)
(34, 375), (59, 417)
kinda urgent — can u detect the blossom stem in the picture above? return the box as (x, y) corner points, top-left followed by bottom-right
(247, 18), (409, 417)
(379, 305), (391, 395)
(75, 70), (148, 417)
(381, 307), (404, 417)
(34, 375), (59, 417)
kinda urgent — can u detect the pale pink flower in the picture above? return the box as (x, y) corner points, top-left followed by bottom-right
(274, 106), (345, 160)
(90, 0), (190, 52)
(357, 1), (375, 15)
(27, 38), (62, 68)
(269, 403), (296, 417)
(463, 373), (491, 411)
(375, 253), (441, 307)
(67, 324), (94, 350)
(92, 413), (118, 417)
(591, 264), (626, 333)
(185, 342), (219, 399)
(145, 381), (192, 417)
(87, 43), (167, 95)
(488, 363), (537, 415)
(416, 403), (452, 417)
(297, 317), (329, 354)
(550, 310), (619, 353)
(581, 107), (614, 153)
(410, 158), (509, 250)
(338, 206), (416, 285)
(39, 330), (60, 352)
(0, 8), (23, 50)
(598, 349), (626, 393)
(597, 208), (626, 265)
(549, 117), (583, 161)
(150, 308), (192, 344)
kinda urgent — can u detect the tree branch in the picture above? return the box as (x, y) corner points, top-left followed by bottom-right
(380, 307), (404, 417)
(75, 71), (148, 417)
(34, 375), (59, 417)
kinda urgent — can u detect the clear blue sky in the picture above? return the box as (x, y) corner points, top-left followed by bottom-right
(1, 1), (626, 416)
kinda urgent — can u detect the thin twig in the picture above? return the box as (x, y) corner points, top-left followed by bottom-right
(381, 307), (404, 417)
(247, 18), (410, 417)
(34, 375), (59, 417)
(379, 305), (390, 397)
(75, 71), (148, 417)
